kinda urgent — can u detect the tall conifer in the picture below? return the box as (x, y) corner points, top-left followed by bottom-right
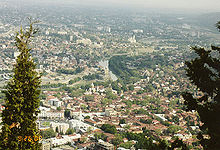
(182, 22), (220, 149)
(0, 19), (42, 149)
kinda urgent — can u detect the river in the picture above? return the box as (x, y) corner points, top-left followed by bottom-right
(98, 60), (118, 81)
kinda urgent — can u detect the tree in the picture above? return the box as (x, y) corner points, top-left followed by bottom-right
(64, 109), (71, 118)
(0, 19), (42, 149)
(119, 141), (133, 149)
(172, 115), (179, 124)
(158, 139), (169, 150)
(79, 137), (87, 144)
(84, 95), (94, 102)
(119, 119), (126, 124)
(84, 116), (90, 119)
(57, 106), (61, 111)
(65, 128), (74, 135)
(40, 128), (56, 139)
(105, 90), (117, 100)
(140, 118), (152, 124)
(101, 124), (117, 134)
(123, 125), (130, 131)
(94, 132), (107, 141)
(216, 21), (220, 31)
(111, 134), (123, 146)
(111, 81), (121, 93)
(170, 138), (189, 150)
(128, 85), (134, 91)
(80, 104), (87, 110)
(182, 21), (220, 149)
(101, 98), (112, 106)
(166, 125), (182, 135)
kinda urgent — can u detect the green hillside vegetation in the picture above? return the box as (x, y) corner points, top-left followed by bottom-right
(56, 66), (84, 75)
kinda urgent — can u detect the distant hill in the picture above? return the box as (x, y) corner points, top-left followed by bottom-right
(190, 12), (220, 31)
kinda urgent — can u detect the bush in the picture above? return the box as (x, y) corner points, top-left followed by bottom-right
(101, 124), (117, 134)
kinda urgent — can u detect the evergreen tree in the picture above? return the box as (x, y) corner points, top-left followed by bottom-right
(216, 21), (220, 31)
(182, 21), (220, 149)
(0, 19), (42, 149)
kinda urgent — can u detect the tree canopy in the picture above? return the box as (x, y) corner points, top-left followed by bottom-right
(0, 19), (42, 149)
(182, 21), (220, 149)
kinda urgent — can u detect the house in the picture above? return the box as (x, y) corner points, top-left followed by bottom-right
(62, 134), (81, 142)
(49, 137), (68, 147)
(77, 142), (95, 149)
(152, 120), (160, 125)
(48, 98), (63, 107)
(40, 141), (51, 150)
(47, 110), (64, 119)
(155, 114), (167, 121)
(131, 129), (143, 134)
(105, 108), (117, 117)
(117, 147), (130, 150)
(68, 119), (98, 133)
(84, 119), (97, 126)
(38, 106), (51, 118)
(94, 139), (114, 150)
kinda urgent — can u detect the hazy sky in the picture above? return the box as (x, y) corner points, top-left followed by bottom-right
(79, 0), (220, 11)
(6, 0), (220, 12)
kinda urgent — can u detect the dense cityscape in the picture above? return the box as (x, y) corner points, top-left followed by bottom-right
(0, 1), (220, 150)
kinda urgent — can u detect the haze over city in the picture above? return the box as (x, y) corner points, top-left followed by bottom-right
(2, 0), (220, 12)
(0, 0), (220, 149)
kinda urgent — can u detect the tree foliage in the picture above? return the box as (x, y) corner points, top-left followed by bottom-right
(182, 22), (220, 149)
(111, 134), (123, 146)
(216, 21), (220, 31)
(64, 109), (71, 118)
(123, 131), (189, 150)
(56, 67), (84, 75)
(94, 132), (107, 141)
(65, 128), (74, 135)
(101, 98), (112, 106)
(40, 128), (56, 139)
(100, 124), (117, 134)
(105, 89), (117, 100)
(84, 95), (94, 102)
(119, 119), (126, 124)
(0, 19), (42, 149)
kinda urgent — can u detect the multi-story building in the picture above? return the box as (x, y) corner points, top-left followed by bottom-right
(50, 122), (70, 134)
(94, 140), (114, 150)
(41, 141), (51, 150)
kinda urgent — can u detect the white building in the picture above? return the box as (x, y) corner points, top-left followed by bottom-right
(45, 31), (50, 35)
(47, 110), (64, 119)
(49, 134), (81, 147)
(38, 106), (51, 118)
(68, 119), (98, 133)
(40, 141), (51, 150)
(155, 114), (167, 121)
(105, 108), (117, 117)
(62, 134), (81, 142)
(70, 35), (73, 41)
(48, 98), (63, 107)
(49, 137), (68, 147)
(50, 122), (70, 134)
(128, 35), (136, 43)
(38, 108), (64, 119)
